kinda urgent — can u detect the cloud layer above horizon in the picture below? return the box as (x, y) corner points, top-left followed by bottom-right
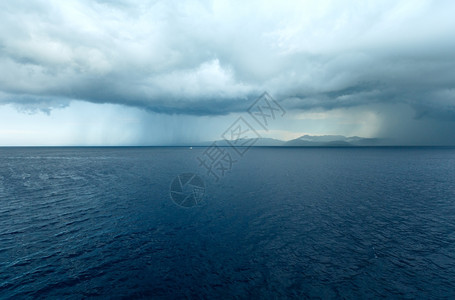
(1, 0), (455, 145)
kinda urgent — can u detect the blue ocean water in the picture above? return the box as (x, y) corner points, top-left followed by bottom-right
(0, 147), (454, 298)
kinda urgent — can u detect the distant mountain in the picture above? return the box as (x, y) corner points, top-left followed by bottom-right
(203, 135), (386, 147)
(284, 135), (384, 147)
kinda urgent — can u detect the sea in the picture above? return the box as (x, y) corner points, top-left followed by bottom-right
(0, 147), (454, 299)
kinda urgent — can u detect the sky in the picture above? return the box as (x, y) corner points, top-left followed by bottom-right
(0, 0), (454, 146)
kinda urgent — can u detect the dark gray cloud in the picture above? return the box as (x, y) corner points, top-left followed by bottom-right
(1, 0), (455, 145)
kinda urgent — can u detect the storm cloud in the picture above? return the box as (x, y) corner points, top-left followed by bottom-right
(1, 0), (454, 117)
(1, 0), (455, 145)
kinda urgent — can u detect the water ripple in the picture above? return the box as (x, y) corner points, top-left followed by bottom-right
(0, 147), (454, 298)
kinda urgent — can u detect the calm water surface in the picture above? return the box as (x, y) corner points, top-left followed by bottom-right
(0, 147), (454, 298)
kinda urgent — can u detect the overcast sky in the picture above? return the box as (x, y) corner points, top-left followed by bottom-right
(1, 0), (454, 145)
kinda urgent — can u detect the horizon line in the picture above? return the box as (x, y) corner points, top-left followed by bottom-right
(1, 145), (454, 148)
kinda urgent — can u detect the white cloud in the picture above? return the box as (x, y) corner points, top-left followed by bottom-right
(1, 0), (455, 144)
